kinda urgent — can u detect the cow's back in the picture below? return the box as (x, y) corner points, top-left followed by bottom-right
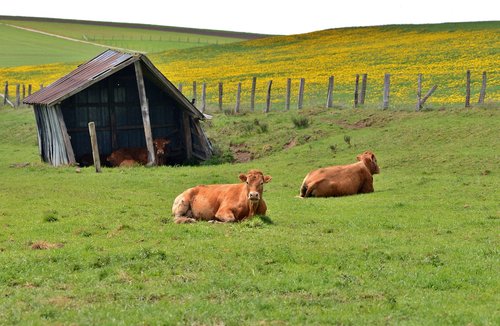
(304, 162), (371, 196)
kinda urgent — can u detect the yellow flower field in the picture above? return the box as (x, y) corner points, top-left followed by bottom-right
(1, 23), (498, 109)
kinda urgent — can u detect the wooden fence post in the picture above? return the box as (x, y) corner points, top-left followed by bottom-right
(201, 82), (207, 113)
(416, 73), (422, 111)
(354, 74), (359, 108)
(88, 122), (102, 173)
(250, 77), (256, 111)
(218, 82), (223, 111)
(178, 83), (183, 93)
(192, 81), (197, 105)
(465, 70), (471, 108)
(22, 84), (26, 101)
(478, 71), (486, 104)
(16, 84), (20, 107)
(285, 78), (291, 110)
(360, 74), (367, 105)
(28, 84), (32, 96)
(265, 80), (272, 113)
(326, 76), (334, 108)
(3, 81), (8, 105)
(383, 74), (390, 109)
(298, 78), (305, 109)
(419, 85), (438, 108)
(235, 82), (241, 113)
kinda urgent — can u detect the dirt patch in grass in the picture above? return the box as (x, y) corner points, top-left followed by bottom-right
(230, 144), (253, 163)
(30, 241), (64, 250)
(283, 137), (297, 150)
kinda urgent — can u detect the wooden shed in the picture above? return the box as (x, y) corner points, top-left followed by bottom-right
(23, 49), (212, 166)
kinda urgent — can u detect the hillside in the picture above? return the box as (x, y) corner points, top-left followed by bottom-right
(1, 21), (498, 109)
(149, 21), (499, 108)
(0, 16), (265, 67)
(0, 106), (498, 324)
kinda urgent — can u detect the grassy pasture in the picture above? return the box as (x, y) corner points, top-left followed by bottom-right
(0, 18), (250, 66)
(0, 105), (498, 324)
(0, 23), (103, 67)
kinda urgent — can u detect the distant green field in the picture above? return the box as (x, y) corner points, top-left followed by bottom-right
(0, 23), (103, 67)
(0, 18), (251, 66)
(0, 105), (498, 324)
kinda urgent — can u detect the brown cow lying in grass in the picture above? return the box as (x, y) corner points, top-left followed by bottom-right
(107, 147), (148, 167)
(106, 138), (171, 167)
(299, 151), (380, 198)
(172, 169), (272, 223)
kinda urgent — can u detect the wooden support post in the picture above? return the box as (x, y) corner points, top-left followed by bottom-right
(250, 77), (256, 111)
(326, 76), (334, 108)
(28, 84), (32, 96)
(285, 78), (291, 110)
(218, 82), (223, 111)
(360, 74), (367, 105)
(265, 80), (272, 113)
(22, 84), (26, 101)
(419, 85), (438, 108)
(201, 82), (207, 113)
(134, 61), (156, 166)
(383, 74), (390, 109)
(15, 84), (20, 108)
(465, 70), (471, 108)
(416, 73), (423, 111)
(88, 122), (102, 173)
(354, 74), (359, 108)
(182, 111), (193, 161)
(56, 106), (76, 165)
(235, 82), (241, 113)
(3, 81), (8, 105)
(192, 81), (197, 105)
(298, 78), (305, 109)
(478, 71), (486, 104)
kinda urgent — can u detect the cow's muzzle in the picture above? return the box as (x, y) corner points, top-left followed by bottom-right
(248, 191), (260, 201)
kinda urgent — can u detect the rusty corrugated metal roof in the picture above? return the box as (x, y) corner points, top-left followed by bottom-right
(23, 49), (204, 119)
(23, 50), (135, 106)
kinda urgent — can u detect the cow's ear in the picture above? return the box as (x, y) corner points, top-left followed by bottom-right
(264, 175), (272, 183)
(239, 174), (247, 182)
(356, 154), (362, 161)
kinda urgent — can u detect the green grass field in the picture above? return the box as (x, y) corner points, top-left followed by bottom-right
(0, 105), (498, 324)
(0, 23), (103, 67)
(0, 18), (256, 67)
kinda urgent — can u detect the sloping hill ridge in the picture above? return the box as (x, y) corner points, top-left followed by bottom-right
(0, 15), (272, 39)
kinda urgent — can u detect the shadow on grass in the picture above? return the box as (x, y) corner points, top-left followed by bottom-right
(241, 215), (274, 228)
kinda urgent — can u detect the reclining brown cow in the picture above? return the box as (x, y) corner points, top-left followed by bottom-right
(299, 151), (380, 198)
(172, 169), (272, 223)
(107, 138), (170, 167)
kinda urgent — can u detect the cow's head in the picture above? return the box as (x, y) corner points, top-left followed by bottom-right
(106, 152), (119, 167)
(239, 169), (272, 202)
(153, 138), (171, 156)
(357, 151), (380, 175)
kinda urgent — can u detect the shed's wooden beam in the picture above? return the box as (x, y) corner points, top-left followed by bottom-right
(134, 61), (156, 166)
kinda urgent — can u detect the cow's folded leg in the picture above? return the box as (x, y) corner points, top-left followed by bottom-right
(215, 209), (236, 223)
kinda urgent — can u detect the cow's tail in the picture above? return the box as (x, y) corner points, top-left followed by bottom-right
(172, 193), (196, 224)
